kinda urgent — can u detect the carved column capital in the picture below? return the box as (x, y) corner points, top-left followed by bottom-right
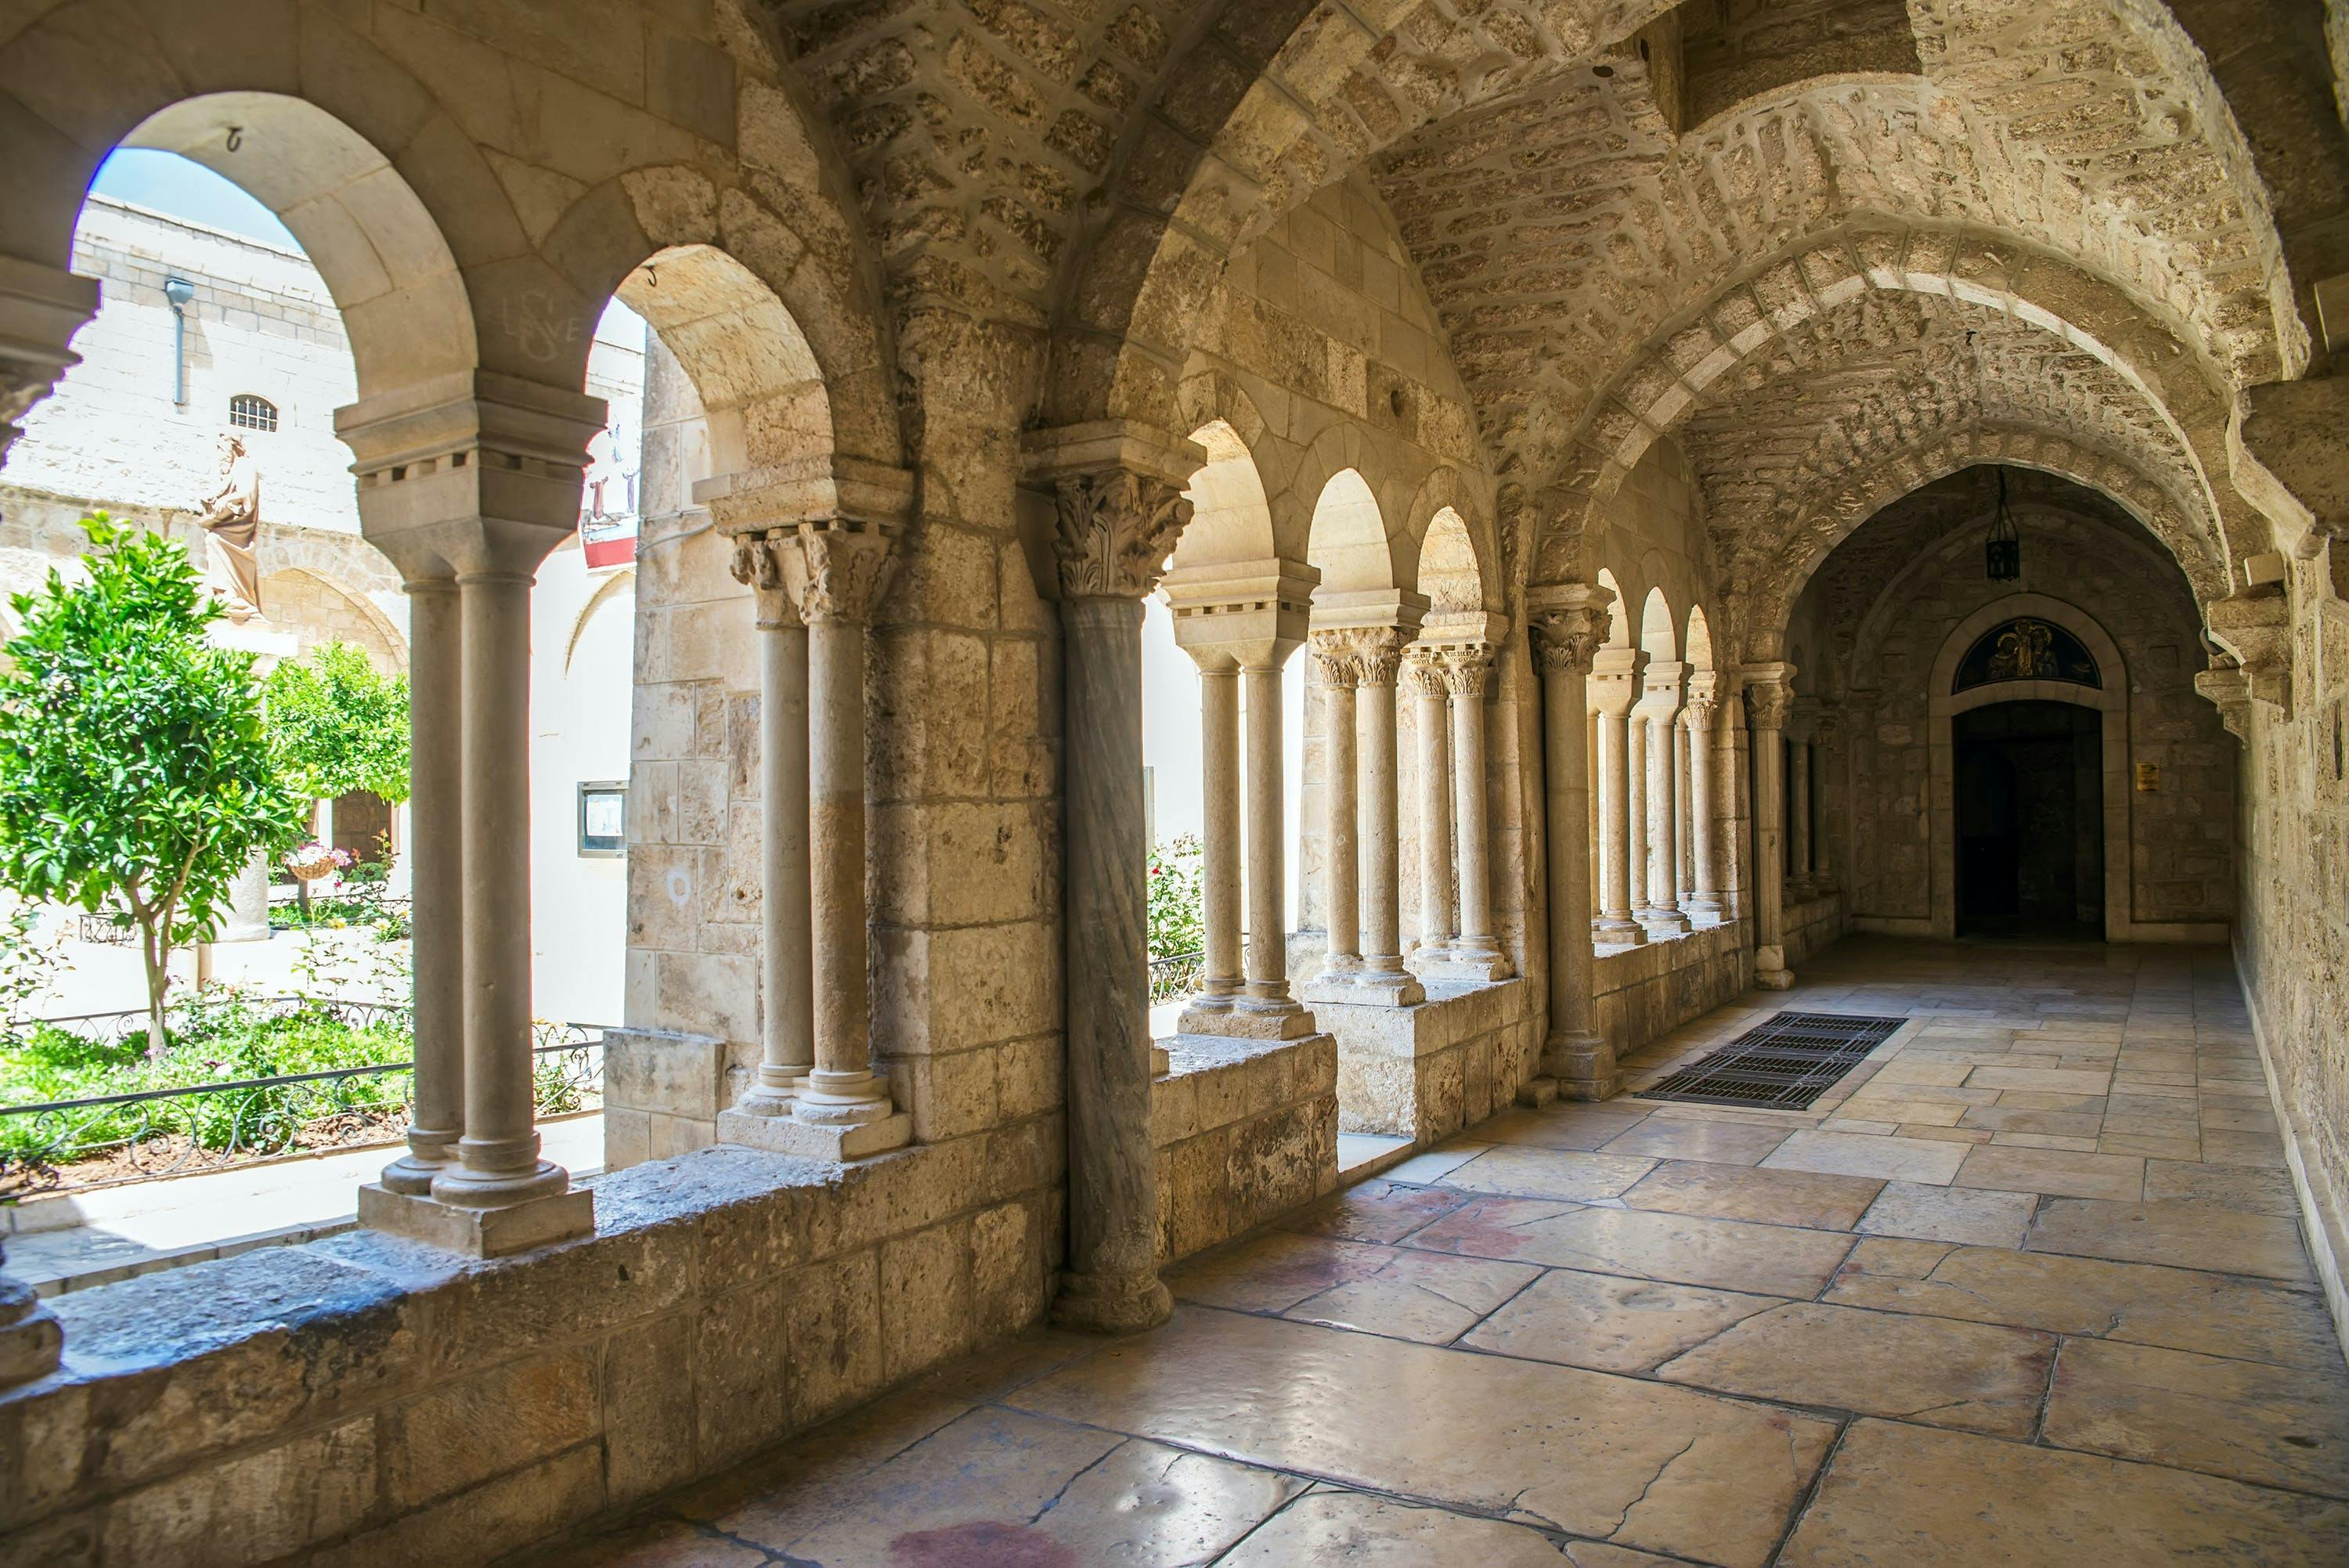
(1435, 643), (1494, 697)
(782, 519), (900, 624)
(1744, 669), (1796, 733)
(1051, 469), (1192, 600)
(1531, 606), (1608, 677)
(1401, 647), (1449, 697)
(1312, 626), (1407, 687)
(728, 528), (801, 628)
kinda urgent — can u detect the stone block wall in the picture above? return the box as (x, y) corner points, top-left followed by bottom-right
(1784, 892), (1849, 968)
(1594, 921), (1755, 1057)
(1317, 978), (1537, 1142)
(1153, 1036), (1340, 1261)
(601, 1027), (732, 1168)
(0, 1137), (1061, 1568)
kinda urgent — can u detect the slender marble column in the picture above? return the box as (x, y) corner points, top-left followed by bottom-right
(1811, 711), (1840, 893)
(1718, 673), (1752, 922)
(1587, 708), (1601, 927)
(784, 522), (907, 1144)
(731, 530), (813, 1113)
(1046, 461), (1191, 1333)
(1683, 680), (1723, 921)
(1674, 720), (1693, 907)
(1353, 633), (1423, 1004)
(1532, 591), (1615, 1097)
(1184, 655), (1244, 1017)
(1787, 721), (1816, 901)
(1626, 709), (1650, 921)
(1308, 638), (1362, 993)
(1441, 645), (1507, 977)
(1405, 652), (1453, 962)
(1239, 659), (1308, 1029)
(433, 571), (575, 1213)
(379, 575), (463, 1193)
(1640, 661), (1689, 936)
(1746, 665), (1797, 989)
(1591, 648), (1647, 944)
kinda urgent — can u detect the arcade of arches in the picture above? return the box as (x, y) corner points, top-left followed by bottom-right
(2, 1), (2349, 1562)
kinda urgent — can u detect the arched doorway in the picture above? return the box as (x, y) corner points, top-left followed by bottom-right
(1953, 700), (2105, 937)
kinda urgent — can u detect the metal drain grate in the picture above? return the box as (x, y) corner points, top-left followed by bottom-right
(1640, 1011), (1909, 1110)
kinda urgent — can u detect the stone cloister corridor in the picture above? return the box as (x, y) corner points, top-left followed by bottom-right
(545, 939), (2347, 1567)
(4, 0), (2349, 1563)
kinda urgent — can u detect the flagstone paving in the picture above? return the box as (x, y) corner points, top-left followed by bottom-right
(535, 939), (2349, 1566)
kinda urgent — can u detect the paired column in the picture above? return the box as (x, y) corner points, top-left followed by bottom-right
(1405, 651), (1455, 964)
(1786, 702), (1817, 901)
(1308, 636), (1362, 993)
(1438, 644), (1508, 979)
(1181, 654), (1245, 1017)
(1029, 428), (1201, 1334)
(1304, 625), (1424, 1005)
(1745, 663), (1797, 989)
(722, 528), (814, 1117)
(1809, 710), (1840, 894)
(1589, 647), (1647, 945)
(1682, 673), (1723, 922)
(1637, 659), (1689, 937)
(1532, 587), (1615, 1098)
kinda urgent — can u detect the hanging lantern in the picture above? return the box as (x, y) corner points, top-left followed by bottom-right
(1984, 468), (2021, 581)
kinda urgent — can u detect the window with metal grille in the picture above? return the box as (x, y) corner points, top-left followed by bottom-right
(228, 394), (278, 432)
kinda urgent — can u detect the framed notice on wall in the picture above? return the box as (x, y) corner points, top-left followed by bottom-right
(578, 780), (627, 856)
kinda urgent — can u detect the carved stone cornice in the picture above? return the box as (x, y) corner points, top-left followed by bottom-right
(2194, 661), (2253, 744)
(1527, 581), (1615, 680)
(782, 519), (899, 624)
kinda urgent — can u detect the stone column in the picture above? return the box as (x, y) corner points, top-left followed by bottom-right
(1673, 719), (1693, 907)
(1626, 708), (1649, 925)
(1240, 658), (1310, 1031)
(1683, 674), (1723, 922)
(1746, 664), (1797, 989)
(1532, 587), (1615, 1098)
(1441, 644), (1509, 979)
(1352, 632), (1424, 1004)
(780, 521), (910, 1152)
(1590, 647), (1647, 944)
(378, 575), (463, 1193)
(1810, 709), (1840, 894)
(1639, 659), (1690, 936)
(1787, 705), (1816, 901)
(728, 530), (813, 1115)
(1405, 651), (1454, 963)
(1181, 654), (1245, 1022)
(1029, 427), (1200, 1333)
(1307, 634), (1362, 997)
(1717, 670), (1752, 923)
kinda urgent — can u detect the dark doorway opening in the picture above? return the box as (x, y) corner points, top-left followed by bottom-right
(1954, 700), (2102, 938)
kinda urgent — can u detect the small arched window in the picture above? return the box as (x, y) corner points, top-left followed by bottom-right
(228, 393), (279, 433)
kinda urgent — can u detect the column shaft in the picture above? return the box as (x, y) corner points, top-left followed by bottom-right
(1241, 665), (1292, 1007)
(1411, 668), (1452, 957)
(1788, 736), (1814, 898)
(1354, 661), (1423, 1002)
(798, 613), (886, 1113)
(750, 608), (813, 1105)
(1448, 669), (1506, 972)
(1534, 598), (1613, 1097)
(1596, 705), (1644, 943)
(1674, 721), (1692, 904)
(1643, 701), (1687, 935)
(1315, 671), (1361, 984)
(1748, 671), (1795, 989)
(1686, 703), (1722, 918)
(381, 578), (462, 1192)
(1196, 665), (1243, 1006)
(1626, 716), (1650, 919)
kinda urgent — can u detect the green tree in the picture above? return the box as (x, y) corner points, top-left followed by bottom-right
(0, 516), (308, 1055)
(265, 640), (410, 808)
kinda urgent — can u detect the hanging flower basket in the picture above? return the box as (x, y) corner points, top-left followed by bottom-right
(283, 842), (355, 884)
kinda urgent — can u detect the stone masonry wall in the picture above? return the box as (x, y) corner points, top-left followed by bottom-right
(1154, 1036), (1340, 1261)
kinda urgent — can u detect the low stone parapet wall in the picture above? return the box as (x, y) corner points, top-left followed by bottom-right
(599, 1026), (742, 1169)
(1153, 1033), (1339, 1262)
(1314, 979), (1536, 1143)
(0, 1129), (1059, 1566)
(1594, 921), (1750, 1054)
(1785, 891), (1848, 967)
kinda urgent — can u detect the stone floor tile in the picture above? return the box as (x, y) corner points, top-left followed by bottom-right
(1953, 1144), (2145, 1202)
(1838, 1096), (1969, 1126)
(1474, 1106), (1651, 1152)
(1855, 1181), (2037, 1247)
(1214, 1490), (1682, 1566)
(1623, 1159), (1883, 1231)
(557, 1520), (771, 1566)
(1282, 1246), (1541, 1344)
(2024, 1197), (2313, 1281)
(1382, 1144), (1489, 1184)
(1990, 1090), (2108, 1112)
(1277, 1179), (1473, 1244)
(1167, 1232), (1398, 1312)
(2200, 1130), (2289, 1169)
(1439, 1145), (1658, 1202)
(1840, 1236), (1957, 1278)
(1989, 1132), (2105, 1152)
(1006, 1308), (1837, 1568)
(1405, 1195), (1856, 1298)
(2142, 1160), (2299, 1216)
(2200, 1103), (2280, 1132)
(1761, 1129), (1970, 1184)
(1826, 1243), (2340, 1368)
(1655, 1300), (2055, 1437)
(1898, 1123), (1994, 1144)
(1777, 1418), (2349, 1566)
(2044, 1339), (2349, 1498)
(1958, 1105), (2105, 1138)
(1813, 1117), (1900, 1135)
(1458, 1267), (1780, 1373)
(1964, 1065), (2113, 1094)
(1595, 1116), (1792, 1166)
(2097, 1133), (2203, 1160)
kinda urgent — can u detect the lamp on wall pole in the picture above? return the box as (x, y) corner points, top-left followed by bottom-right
(1984, 467), (2021, 581)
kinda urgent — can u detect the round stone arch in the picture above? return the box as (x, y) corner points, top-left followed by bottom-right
(1290, 423), (1412, 602)
(1400, 467), (1499, 615)
(565, 568), (637, 676)
(1168, 371), (1283, 571)
(1923, 593), (2144, 943)
(259, 568), (410, 675)
(1740, 426), (2233, 659)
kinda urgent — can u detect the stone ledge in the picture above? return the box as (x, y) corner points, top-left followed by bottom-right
(1322, 979), (1538, 1142)
(1153, 1033), (1339, 1264)
(0, 1126), (1063, 1567)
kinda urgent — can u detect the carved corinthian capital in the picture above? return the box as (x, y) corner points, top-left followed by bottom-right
(1402, 648), (1448, 697)
(782, 519), (899, 624)
(1052, 470), (1192, 600)
(1528, 582), (1612, 679)
(1743, 662), (1797, 732)
(729, 528), (799, 628)
(1435, 643), (1495, 697)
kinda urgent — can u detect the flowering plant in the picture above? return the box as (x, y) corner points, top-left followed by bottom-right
(282, 842), (355, 882)
(1146, 833), (1206, 960)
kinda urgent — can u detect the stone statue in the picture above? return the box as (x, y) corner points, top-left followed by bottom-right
(195, 431), (262, 622)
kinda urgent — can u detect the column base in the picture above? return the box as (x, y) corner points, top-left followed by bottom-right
(0, 1278), (63, 1389)
(1543, 1030), (1621, 1101)
(359, 1181), (595, 1259)
(1178, 998), (1317, 1039)
(1594, 917), (1647, 947)
(1787, 878), (1817, 902)
(730, 1073), (808, 1119)
(1302, 964), (1364, 1005)
(1683, 895), (1725, 922)
(376, 1144), (456, 1197)
(720, 1105), (913, 1161)
(1052, 1267), (1173, 1334)
(1348, 965), (1425, 1006)
(1514, 1076), (1560, 1109)
(1754, 943), (1794, 990)
(1416, 936), (1512, 982)
(1637, 909), (1691, 937)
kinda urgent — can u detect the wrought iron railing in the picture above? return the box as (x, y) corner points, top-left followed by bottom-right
(1147, 950), (1203, 1004)
(0, 1000), (604, 1199)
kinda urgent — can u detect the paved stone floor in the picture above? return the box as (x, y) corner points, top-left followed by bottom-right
(543, 939), (2349, 1566)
